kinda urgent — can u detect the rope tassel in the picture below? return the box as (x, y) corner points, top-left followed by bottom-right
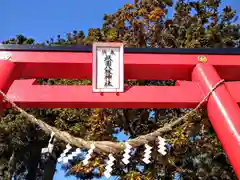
(57, 144), (72, 163)
(104, 154), (115, 179)
(83, 144), (95, 165)
(41, 132), (55, 154)
(142, 144), (152, 164)
(158, 136), (167, 155)
(122, 143), (131, 165)
(62, 148), (82, 164)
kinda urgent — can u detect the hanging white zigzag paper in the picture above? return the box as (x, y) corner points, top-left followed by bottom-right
(83, 144), (95, 165)
(158, 136), (167, 155)
(142, 144), (152, 164)
(57, 144), (72, 163)
(104, 154), (115, 179)
(122, 143), (132, 165)
(62, 148), (82, 164)
(41, 132), (55, 154)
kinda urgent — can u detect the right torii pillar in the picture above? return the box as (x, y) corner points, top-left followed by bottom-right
(192, 63), (240, 178)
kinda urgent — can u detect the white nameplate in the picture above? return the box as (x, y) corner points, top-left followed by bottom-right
(92, 42), (124, 93)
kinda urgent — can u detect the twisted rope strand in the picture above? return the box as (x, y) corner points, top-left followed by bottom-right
(0, 79), (225, 153)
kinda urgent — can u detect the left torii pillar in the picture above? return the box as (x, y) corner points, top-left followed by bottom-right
(0, 52), (19, 112)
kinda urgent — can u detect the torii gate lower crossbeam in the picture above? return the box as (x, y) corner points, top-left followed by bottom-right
(0, 45), (240, 178)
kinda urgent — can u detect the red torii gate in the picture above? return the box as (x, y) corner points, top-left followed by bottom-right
(0, 45), (240, 177)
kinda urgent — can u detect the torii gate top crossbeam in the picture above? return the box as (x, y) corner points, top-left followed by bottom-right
(1, 44), (240, 54)
(0, 45), (240, 109)
(0, 45), (240, 178)
(0, 45), (240, 81)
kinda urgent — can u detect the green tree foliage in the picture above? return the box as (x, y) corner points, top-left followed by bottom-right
(0, 35), (61, 180)
(0, 0), (240, 179)
(2, 35), (35, 45)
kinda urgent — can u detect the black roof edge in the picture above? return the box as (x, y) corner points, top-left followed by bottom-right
(0, 44), (240, 55)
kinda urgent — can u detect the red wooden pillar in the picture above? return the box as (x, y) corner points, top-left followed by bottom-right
(192, 63), (240, 178)
(0, 57), (17, 112)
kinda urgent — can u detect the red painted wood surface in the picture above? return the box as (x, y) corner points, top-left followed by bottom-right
(192, 64), (240, 178)
(5, 79), (240, 109)
(6, 80), (204, 108)
(0, 49), (240, 178)
(0, 60), (19, 112)
(5, 51), (240, 80)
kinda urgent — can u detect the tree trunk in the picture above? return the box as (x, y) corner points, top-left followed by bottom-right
(42, 146), (61, 180)
(7, 151), (16, 180)
(25, 147), (42, 180)
(42, 155), (57, 180)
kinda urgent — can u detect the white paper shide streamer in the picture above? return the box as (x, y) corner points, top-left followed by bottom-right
(41, 132), (55, 154)
(158, 136), (167, 155)
(57, 144), (72, 163)
(122, 143), (132, 165)
(104, 154), (115, 179)
(83, 144), (95, 165)
(62, 148), (82, 164)
(142, 144), (152, 164)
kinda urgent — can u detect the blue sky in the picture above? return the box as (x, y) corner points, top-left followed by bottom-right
(1, 0), (239, 179)
(0, 0), (239, 43)
(1, 0), (132, 43)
